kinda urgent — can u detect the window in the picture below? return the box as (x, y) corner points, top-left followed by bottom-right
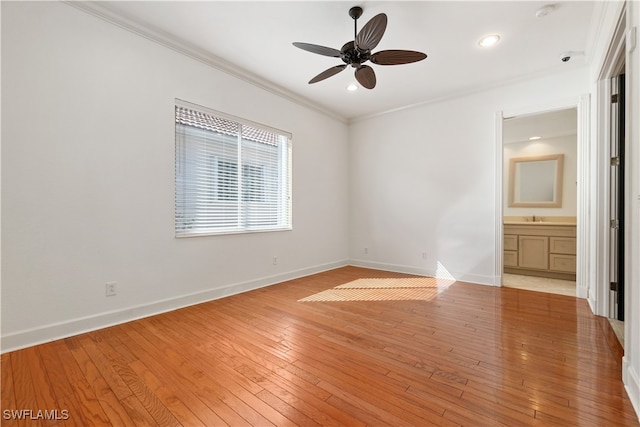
(175, 101), (291, 236)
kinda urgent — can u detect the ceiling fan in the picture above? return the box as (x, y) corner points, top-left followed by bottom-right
(292, 6), (427, 89)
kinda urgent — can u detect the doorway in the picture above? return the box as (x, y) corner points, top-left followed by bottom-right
(610, 73), (626, 322)
(593, 6), (627, 347)
(501, 108), (578, 297)
(494, 95), (590, 300)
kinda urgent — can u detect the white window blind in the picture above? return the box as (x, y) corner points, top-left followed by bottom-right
(175, 102), (291, 236)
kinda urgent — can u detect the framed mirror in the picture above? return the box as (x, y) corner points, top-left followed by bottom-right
(508, 154), (564, 207)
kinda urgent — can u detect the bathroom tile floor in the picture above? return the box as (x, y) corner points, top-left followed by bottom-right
(502, 273), (576, 297)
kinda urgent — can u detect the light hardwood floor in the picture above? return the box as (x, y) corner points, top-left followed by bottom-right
(2, 266), (638, 426)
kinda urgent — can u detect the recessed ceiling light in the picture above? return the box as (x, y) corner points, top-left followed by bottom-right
(529, 136), (542, 140)
(347, 83), (358, 92)
(478, 34), (500, 48)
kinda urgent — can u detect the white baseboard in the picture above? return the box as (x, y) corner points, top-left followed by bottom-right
(576, 284), (589, 299)
(0, 260), (349, 353)
(348, 259), (498, 286)
(623, 356), (640, 422)
(349, 259), (432, 277)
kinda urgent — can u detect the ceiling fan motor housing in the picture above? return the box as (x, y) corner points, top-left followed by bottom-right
(340, 41), (370, 66)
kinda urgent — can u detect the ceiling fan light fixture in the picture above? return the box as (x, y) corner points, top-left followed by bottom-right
(478, 34), (500, 48)
(347, 83), (358, 91)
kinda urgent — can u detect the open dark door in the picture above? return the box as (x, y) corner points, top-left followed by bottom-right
(610, 73), (625, 321)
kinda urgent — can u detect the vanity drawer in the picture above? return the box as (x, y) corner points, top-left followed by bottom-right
(550, 237), (576, 255)
(549, 254), (576, 273)
(504, 250), (518, 267)
(504, 235), (518, 251)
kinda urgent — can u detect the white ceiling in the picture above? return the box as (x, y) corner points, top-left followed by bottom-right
(503, 107), (577, 144)
(88, 1), (598, 121)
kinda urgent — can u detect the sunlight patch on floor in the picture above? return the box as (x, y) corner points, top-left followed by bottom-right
(299, 277), (455, 302)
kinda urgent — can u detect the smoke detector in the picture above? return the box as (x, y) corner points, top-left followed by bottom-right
(535, 5), (556, 19)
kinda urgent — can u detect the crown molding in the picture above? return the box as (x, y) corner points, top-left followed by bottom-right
(63, 1), (347, 124)
(349, 63), (590, 124)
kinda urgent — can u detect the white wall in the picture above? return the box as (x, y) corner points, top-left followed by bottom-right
(503, 134), (578, 217)
(349, 69), (589, 285)
(0, 2), (349, 351)
(585, 0), (640, 417)
(623, 0), (640, 418)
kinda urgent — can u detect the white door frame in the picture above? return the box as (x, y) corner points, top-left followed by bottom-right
(494, 95), (591, 301)
(593, 6), (627, 318)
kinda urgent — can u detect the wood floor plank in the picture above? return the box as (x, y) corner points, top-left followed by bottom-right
(25, 345), (64, 427)
(128, 360), (206, 427)
(1, 266), (638, 426)
(232, 361), (364, 426)
(323, 395), (398, 427)
(121, 322), (270, 426)
(110, 357), (181, 427)
(51, 341), (112, 426)
(254, 389), (319, 427)
(115, 324), (239, 426)
(66, 342), (136, 427)
(118, 395), (159, 427)
(1, 353), (19, 427)
(293, 356), (452, 425)
(319, 379), (444, 426)
(10, 350), (47, 427)
(36, 341), (88, 427)
(80, 341), (133, 402)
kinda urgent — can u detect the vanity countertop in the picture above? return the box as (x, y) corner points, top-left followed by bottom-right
(504, 216), (576, 226)
(504, 221), (575, 226)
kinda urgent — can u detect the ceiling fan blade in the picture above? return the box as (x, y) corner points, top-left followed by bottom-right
(370, 50), (428, 65)
(309, 64), (347, 84)
(355, 65), (376, 89)
(292, 42), (341, 57)
(355, 13), (387, 52)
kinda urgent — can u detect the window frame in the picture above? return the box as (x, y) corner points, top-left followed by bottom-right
(174, 99), (292, 237)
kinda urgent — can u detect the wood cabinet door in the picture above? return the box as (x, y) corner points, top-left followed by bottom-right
(549, 237), (576, 255)
(504, 250), (518, 267)
(549, 254), (576, 273)
(518, 236), (549, 270)
(504, 235), (518, 251)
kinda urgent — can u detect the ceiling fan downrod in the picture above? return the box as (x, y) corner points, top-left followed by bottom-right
(343, 6), (369, 67)
(349, 6), (363, 41)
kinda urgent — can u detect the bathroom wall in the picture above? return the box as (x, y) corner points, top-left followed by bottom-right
(503, 134), (577, 217)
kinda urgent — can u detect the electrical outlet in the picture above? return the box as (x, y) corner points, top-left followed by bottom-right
(273, 256), (278, 265)
(105, 282), (117, 297)
(422, 252), (427, 260)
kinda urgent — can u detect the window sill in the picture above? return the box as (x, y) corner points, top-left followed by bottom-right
(175, 226), (292, 238)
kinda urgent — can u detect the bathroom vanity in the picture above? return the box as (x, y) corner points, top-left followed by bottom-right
(503, 216), (576, 280)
